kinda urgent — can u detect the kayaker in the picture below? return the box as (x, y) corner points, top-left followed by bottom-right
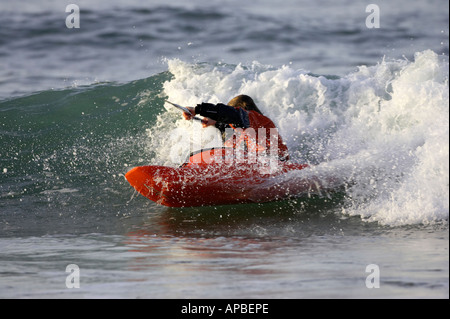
(182, 95), (289, 161)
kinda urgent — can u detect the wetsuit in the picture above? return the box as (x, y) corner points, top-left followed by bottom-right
(195, 103), (290, 161)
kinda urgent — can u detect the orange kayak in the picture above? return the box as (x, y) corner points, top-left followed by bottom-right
(125, 147), (310, 207)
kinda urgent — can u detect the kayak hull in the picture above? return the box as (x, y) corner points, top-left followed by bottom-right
(125, 149), (310, 207)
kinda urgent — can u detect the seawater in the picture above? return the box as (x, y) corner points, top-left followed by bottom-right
(0, 0), (448, 299)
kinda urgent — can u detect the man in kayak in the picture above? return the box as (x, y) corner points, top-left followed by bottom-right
(182, 95), (289, 161)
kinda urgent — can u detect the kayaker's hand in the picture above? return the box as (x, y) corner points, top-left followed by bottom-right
(182, 107), (196, 120)
(201, 118), (216, 128)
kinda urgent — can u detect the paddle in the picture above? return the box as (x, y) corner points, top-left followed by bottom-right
(165, 100), (203, 122)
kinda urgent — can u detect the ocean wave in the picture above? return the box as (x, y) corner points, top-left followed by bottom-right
(1, 50), (448, 226)
(155, 50), (449, 226)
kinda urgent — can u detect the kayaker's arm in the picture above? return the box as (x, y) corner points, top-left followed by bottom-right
(194, 103), (250, 129)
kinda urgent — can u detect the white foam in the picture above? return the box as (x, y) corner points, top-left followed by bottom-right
(147, 51), (448, 226)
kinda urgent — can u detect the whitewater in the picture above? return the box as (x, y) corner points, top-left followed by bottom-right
(150, 50), (449, 226)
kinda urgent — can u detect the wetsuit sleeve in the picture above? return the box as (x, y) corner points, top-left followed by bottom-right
(195, 103), (249, 128)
